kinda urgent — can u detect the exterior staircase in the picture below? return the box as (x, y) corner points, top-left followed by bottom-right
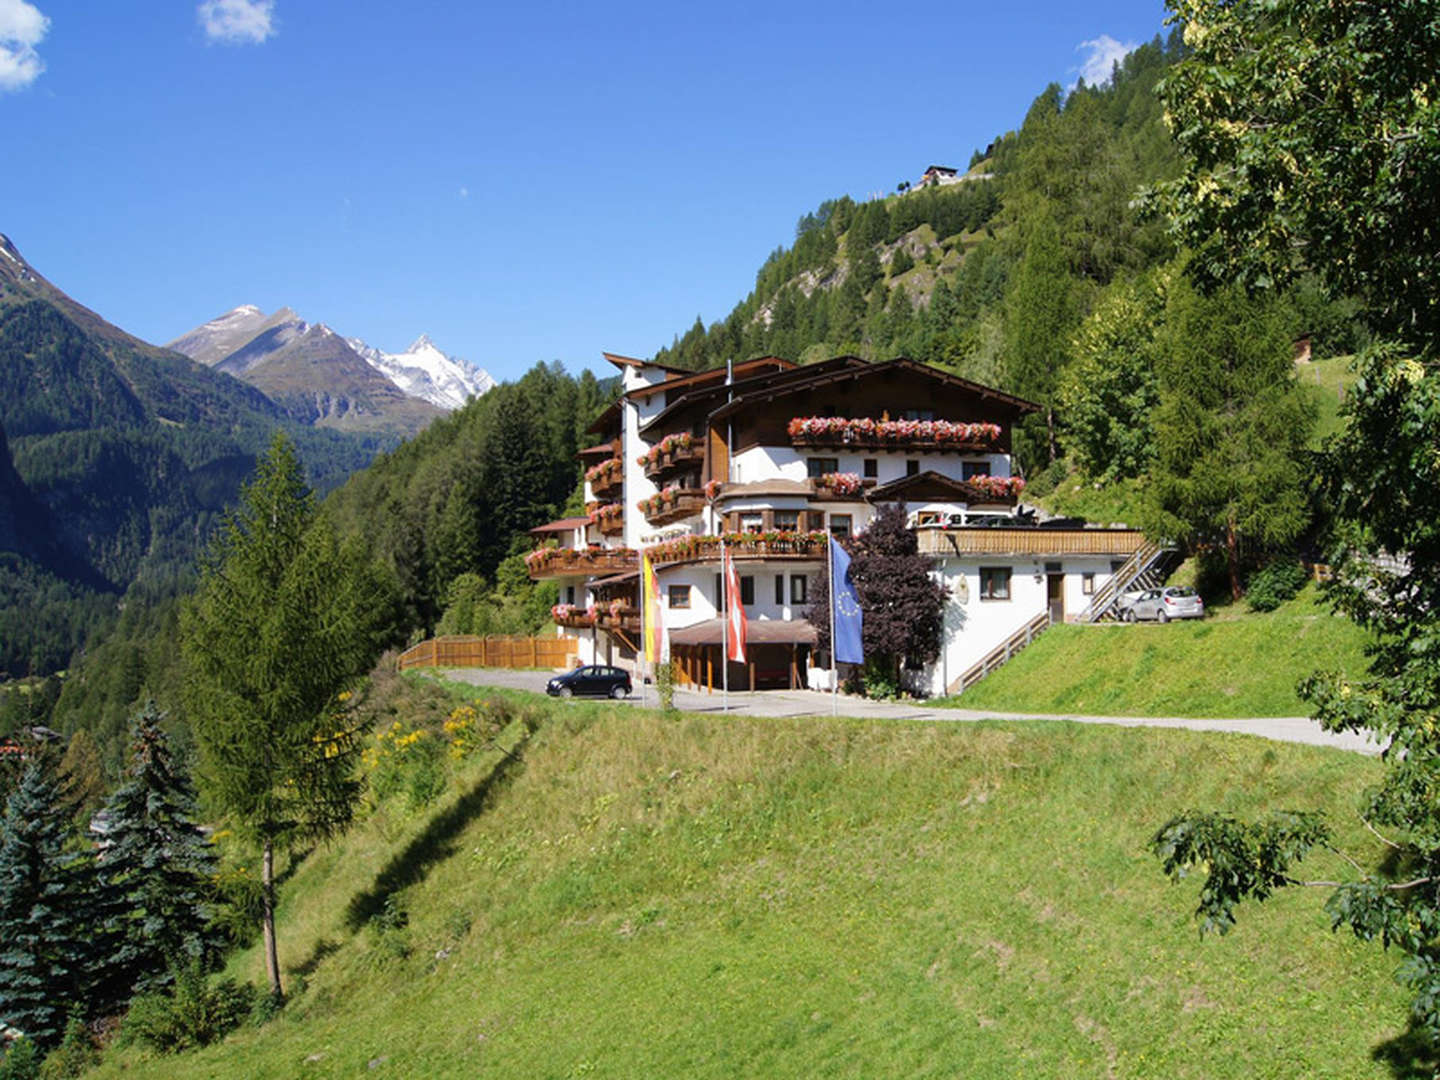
(948, 611), (1052, 696)
(1078, 539), (1178, 623)
(946, 539), (1180, 697)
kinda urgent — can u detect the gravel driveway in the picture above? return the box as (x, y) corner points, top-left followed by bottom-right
(431, 667), (1381, 756)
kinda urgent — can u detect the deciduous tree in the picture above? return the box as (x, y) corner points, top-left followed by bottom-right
(1147, 0), (1440, 1055)
(181, 434), (383, 999)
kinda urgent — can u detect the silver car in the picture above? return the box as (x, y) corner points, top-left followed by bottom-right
(1119, 586), (1204, 623)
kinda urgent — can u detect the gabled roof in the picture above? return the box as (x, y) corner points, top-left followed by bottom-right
(715, 479), (813, 500)
(529, 517), (591, 537)
(640, 355), (868, 435)
(603, 351), (688, 374)
(711, 357), (1040, 422)
(867, 470), (1002, 504)
(625, 356), (792, 402)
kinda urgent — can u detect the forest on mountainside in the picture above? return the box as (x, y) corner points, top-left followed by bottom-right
(5, 362), (614, 776)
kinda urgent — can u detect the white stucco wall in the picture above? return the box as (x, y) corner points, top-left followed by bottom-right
(921, 557), (1124, 696)
(732, 446), (1008, 485)
(652, 560), (823, 631)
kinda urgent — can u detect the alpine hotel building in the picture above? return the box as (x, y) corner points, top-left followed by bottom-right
(527, 353), (1153, 697)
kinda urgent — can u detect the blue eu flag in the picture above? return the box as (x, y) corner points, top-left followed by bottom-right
(830, 538), (864, 664)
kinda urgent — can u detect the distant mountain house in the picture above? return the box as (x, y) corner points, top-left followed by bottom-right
(920, 165), (961, 187)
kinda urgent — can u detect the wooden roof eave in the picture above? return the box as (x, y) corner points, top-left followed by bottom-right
(585, 399), (623, 436)
(710, 357), (1041, 422)
(645, 355), (871, 433)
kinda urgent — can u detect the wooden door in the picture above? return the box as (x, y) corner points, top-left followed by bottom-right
(1047, 574), (1065, 623)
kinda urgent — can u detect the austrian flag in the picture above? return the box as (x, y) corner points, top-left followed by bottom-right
(724, 547), (747, 663)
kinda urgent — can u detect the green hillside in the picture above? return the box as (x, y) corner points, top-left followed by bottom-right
(93, 683), (1405, 1079)
(947, 587), (1369, 717)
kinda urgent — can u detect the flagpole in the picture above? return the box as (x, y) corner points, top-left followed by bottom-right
(829, 535), (838, 717)
(721, 541), (729, 714)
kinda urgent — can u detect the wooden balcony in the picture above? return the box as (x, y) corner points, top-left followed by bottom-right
(552, 608), (597, 629)
(915, 526), (1146, 558)
(585, 457), (624, 501)
(591, 472), (623, 501)
(526, 546), (639, 580)
(640, 489), (707, 527)
(642, 441), (704, 482)
(598, 603), (641, 635)
(789, 417), (1002, 454)
(645, 531), (829, 568)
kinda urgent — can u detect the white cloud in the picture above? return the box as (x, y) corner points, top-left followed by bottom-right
(198, 0), (275, 45)
(0, 0), (49, 92)
(1074, 34), (1137, 88)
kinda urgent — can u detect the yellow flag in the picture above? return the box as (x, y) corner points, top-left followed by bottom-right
(642, 553), (663, 664)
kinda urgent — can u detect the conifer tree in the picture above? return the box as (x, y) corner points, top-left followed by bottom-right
(93, 704), (220, 1006)
(181, 433), (382, 999)
(0, 764), (86, 1049)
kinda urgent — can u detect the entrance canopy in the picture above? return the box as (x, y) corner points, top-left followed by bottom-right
(668, 618), (818, 647)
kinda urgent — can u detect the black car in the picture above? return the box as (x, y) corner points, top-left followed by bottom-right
(546, 665), (632, 699)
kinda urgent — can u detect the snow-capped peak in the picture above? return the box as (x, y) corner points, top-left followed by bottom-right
(346, 334), (495, 411)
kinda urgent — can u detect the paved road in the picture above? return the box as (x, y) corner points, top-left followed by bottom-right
(434, 667), (1383, 756)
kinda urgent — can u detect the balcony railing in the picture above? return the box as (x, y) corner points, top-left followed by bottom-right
(645, 530), (829, 567)
(551, 605), (597, 629)
(639, 488), (707, 527)
(639, 435), (704, 481)
(526, 546), (638, 580)
(789, 416), (1002, 452)
(598, 601), (640, 634)
(584, 457), (624, 501)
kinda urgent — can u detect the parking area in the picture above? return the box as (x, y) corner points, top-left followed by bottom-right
(430, 667), (1381, 755)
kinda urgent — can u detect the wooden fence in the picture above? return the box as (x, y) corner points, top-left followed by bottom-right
(398, 635), (578, 671)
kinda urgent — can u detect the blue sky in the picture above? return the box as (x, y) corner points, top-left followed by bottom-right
(2, 0), (1169, 382)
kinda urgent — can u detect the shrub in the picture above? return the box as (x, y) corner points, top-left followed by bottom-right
(654, 661), (678, 713)
(37, 1016), (95, 1079)
(364, 721), (445, 808)
(0, 1040), (40, 1080)
(211, 864), (263, 949)
(1246, 559), (1308, 612)
(861, 657), (902, 700)
(362, 897), (411, 970)
(122, 965), (256, 1053)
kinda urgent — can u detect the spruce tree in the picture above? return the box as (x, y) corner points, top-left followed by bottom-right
(93, 705), (220, 1006)
(0, 764), (86, 1048)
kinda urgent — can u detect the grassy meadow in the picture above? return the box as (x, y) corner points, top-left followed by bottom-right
(90, 677), (1409, 1079)
(948, 586), (1370, 718)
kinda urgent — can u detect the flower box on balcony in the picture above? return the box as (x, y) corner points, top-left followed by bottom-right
(644, 530), (830, 567)
(585, 456), (624, 499)
(812, 472), (864, 498)
(965, 475), (1026, 501)
(586, 501), (626, 536)
(639, 432), (703, 480)
(525, 545), (639, 579)
(638, 487), (706, 526)
(551, 604), (597, 629)
(788, 416), (1002, 451)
